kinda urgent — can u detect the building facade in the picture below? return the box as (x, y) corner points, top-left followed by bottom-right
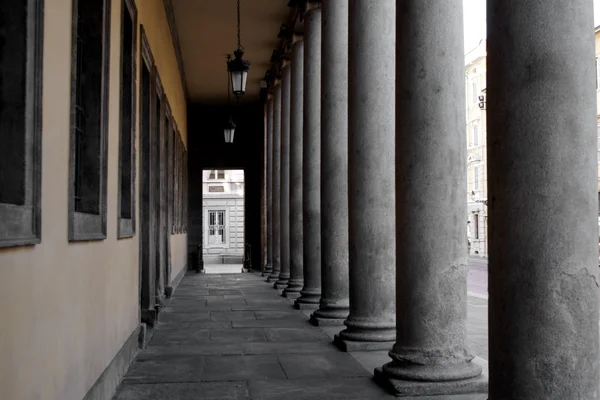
(465, 40), (488, 257)
(202, 169), (245, 263)
(0, 1), (598, 399)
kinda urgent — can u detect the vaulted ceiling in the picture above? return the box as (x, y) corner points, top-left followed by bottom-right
(170, 0), (291, 103)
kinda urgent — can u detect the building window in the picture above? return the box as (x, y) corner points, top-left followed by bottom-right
(118, 0), (137, 238)
(473, 166), (479, 191)
(69, 0), (111, 241)
(471, 80), (478, 104)
(596, 56), (600, 89)
(0, 0), (44, 248)
(208, 210), (226, 245)
(473, 122), (479, 147)
(474, 213), (479, 240)
(209, 170), (225, 180)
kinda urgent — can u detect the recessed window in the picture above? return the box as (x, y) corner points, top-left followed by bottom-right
(118, 0), (137, 238)
(69, 0), (111, 241)
(0, 0), (44, 248)
(473, 122), (479, 147)
(473, 166), (479, 191)
(471, 80), (478, 104)
(209, 170), (225, 180)
(473, 213), (479, 240)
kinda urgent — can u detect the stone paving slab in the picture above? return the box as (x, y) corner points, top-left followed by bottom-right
(138, 341), (341, 358)
(123, 354), (286, 383)
(114, 382), (251, 400)
(114, 272), (489, 399)
(278, 352), (371, 379)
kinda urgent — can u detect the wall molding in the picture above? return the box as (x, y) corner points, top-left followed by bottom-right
(165, 262), (187, 298)
(162, 0), (189, 101)
(82, 324), (142, 400)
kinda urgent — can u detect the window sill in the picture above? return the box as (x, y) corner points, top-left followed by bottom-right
(70, 211), (106, 242)
(0, 203), (40, 248)
(118, 218), (135, 239)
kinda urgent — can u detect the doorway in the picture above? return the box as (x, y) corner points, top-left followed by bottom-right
(202, 169), (245, 274)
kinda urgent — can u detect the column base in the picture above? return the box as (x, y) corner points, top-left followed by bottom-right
(310, 313), (346, 326)
(374, 366), (488, 397)
(311, 302), (349, 325)
(294, 301), (319, 310)
(274, 282), (289, 290)
(282, 279), (303, 297)
(295, 288), (321, 309)
(266, 270), (280, 282)
(333, 334), (394, 352)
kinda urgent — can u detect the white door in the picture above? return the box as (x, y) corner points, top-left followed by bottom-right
(208, 210), (226, 245)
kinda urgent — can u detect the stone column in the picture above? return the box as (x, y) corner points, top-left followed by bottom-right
(283, 36), (304, 299)
(295, 3), (321, 310)
(333, 0), (395, 352)
(487, 2), (598, 399)
(267, 83), (282, 282)
(264, 97), (274, 277)
(375, 1), (486, 395)
(275, 64), (292, 289)
(310, 0), (349, 326)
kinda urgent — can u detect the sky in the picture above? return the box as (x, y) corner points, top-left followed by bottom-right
(463, 0), (600, 54)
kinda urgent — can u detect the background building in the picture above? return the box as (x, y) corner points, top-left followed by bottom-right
(465, 40), (488, 256)
(202, 169), (245, 264)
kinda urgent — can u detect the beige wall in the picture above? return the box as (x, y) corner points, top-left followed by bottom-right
(0, 1), (187, 399)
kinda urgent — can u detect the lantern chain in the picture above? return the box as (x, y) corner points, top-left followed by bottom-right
(237, 0), (243, 51)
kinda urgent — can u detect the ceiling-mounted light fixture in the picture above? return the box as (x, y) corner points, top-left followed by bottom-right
(227, 0), (250, 100)
(224, 55), (236, 143)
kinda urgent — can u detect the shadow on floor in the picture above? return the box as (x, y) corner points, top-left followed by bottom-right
(113, 272), (488, 400)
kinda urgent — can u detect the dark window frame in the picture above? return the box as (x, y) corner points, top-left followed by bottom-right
(117, 0), (138, 239)
(0, 0), (45, 248)
(68, 0), (111, 241)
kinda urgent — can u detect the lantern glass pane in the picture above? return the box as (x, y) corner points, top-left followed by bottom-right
(231, 70), (243, 93)
(224, 127), (235, 143)
(241, 70), (248, 93)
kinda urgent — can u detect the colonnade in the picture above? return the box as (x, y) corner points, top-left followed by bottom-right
(264, 0), (598, 397)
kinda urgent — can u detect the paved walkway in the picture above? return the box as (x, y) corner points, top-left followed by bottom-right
(113, 273), (488, 399)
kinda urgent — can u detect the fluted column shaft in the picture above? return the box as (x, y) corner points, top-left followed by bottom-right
(276, 65), (292, 289)
(334, 0), (395, 351)
(284, 38), (305, 298)
(375, 1), (486, 396)
(267, 84), (282, 282)
(264, 98), (274, 276)
(486, 1), (598, 399)
(311, 0), (349, 326)
(295, 4), (322, 309)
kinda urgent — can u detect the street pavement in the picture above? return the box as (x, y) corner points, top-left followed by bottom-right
(468, 256), (488, 298)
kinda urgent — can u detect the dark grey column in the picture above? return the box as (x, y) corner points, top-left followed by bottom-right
(295, 3), (322, 310)
(375, 1), (486, 395)
(276, 64), (292, 289)
(333, 0), (395, 352)
(487, 2), (598, 399)
(310, 0), (349, 326)
(283, 37), (304, 299)
(264, 97), (274, 277)
(267, 83), (282, 282)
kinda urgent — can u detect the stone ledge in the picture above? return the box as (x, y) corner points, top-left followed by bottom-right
(310, 314), (345, 326)
(333, 334), (394, 352)
(294, 301), (319, 310)
(374, 367), (488, 397)
(82, 324), (142, 400)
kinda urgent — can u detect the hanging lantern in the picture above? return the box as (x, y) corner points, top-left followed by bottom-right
(228, 0), (250, 99)
(224, 117), (236, 143)
(228, 49), (250, 99)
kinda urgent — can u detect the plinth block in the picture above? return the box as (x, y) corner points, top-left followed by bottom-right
(333, 334), (394, 352)
(374, 367), (488, 397)
(310, 314), (345, 326)
(294, 301), (319, 310)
